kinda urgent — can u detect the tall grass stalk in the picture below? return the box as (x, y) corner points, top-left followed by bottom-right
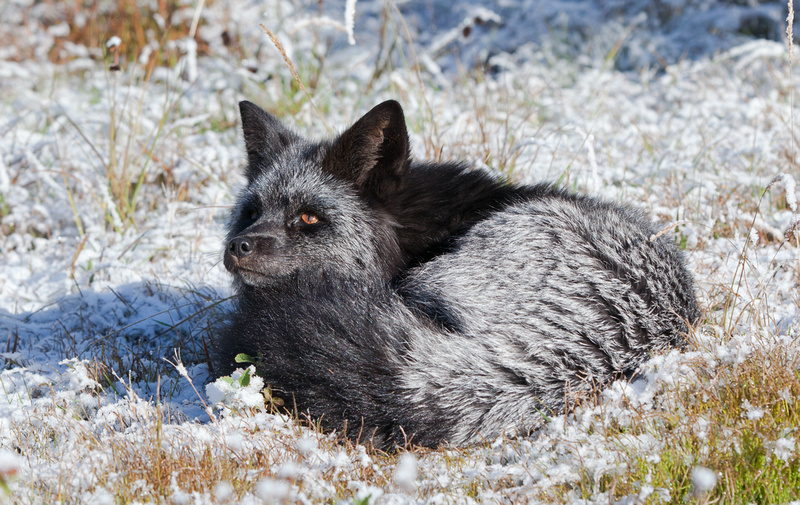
(54, 134), (85, 237)
(260, 25), (331, 132)
(100, 51), (181, 231)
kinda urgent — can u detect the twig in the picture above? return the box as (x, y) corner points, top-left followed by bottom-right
(649, 220), (691, 242)
(788, 0), (795, 171)
(70, 233), (89, 279)
(259, 25), (331, 132)
(189, 0), (206, 39)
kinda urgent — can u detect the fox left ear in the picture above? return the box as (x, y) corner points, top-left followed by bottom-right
(239, 101), (299, 183)
(325, 100), (411, 199)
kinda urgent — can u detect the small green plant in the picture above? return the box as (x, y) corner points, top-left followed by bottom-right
(0, 193), (9, 220)
(354, 495), (372, 505)
(234, 353), (255, 364)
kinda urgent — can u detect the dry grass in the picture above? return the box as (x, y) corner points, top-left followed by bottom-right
(7, 385), (428, 503)
(562, 337), (800, 503)
(8, 0), (219, 71)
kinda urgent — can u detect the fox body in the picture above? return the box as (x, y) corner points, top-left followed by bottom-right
(214, 100), (700, 448)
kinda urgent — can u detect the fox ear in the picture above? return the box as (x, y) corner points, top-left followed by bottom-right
(239, 101), (298, 182)
(325, 100), (410, 199)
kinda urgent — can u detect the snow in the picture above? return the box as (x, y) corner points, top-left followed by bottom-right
(742, 399), (766, 420)
(690, 466), (718, 493)
(212, 482), (234, 502)
(779, 172), (798, 211)
(1, 0), (799, 502)
(254, 478), (291, 502)
(0, 450), (19, 478)
(771, 436), (797, 462)
(393, 453), (418, 493)
(105, 36), (122, 49)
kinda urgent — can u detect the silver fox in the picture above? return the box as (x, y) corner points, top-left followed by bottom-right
(214, 100), (700, 449)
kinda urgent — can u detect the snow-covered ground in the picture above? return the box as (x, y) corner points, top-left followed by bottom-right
(1, 0), (799, 503)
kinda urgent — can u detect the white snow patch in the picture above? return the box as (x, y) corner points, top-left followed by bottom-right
(255, 478), (291, 502)
(691, 466), (718, 493)
(742, 399), (765, 421)
(394, 453), (418, 492)
(770, 437), (796, 463)
(0, 449), (19, 478)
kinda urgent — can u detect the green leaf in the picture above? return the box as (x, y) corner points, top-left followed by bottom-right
(239, 368), (251, 387)
(235, 353), (255, 364)
(354, 495), (371, 505)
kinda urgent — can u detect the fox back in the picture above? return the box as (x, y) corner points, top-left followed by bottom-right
(213, 100), (700, 449)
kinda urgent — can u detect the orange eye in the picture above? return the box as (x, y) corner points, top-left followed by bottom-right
(301, 213), (319, 225)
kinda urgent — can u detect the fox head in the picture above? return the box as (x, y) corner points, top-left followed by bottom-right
(224, 100), (412, 288)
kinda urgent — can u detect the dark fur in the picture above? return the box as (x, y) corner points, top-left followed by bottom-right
(213, 100), (701, 449)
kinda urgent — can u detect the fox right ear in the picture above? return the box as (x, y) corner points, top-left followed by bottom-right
(239, 101), (298, 182)
(324, 100), (411, 200)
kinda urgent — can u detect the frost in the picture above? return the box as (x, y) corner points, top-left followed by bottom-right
(748, 226), (759, 245)
(0, 449), (19, 478)
(778, 173), (797, 212)
(585, 134), (600, 194)
(770, 437), (796, 463)
(85, 488), (115, 505)
(47, 23), (70, 37)
(178, 37), (198, 82)
(354, 444), (372, 468)
(213, 482), (234, 501)
(344, 0), (357, 45)
(296, 437), (317, 456)
(170, 489), (190, 505)
(277, 462), (301, 480)
(394, 453), (418, 492)
(690, 466), (717, 493)
(353, 484), (384, 504)
(741, 400), (764, 421)
(716, 338), (753, 365)
(59, 358), (100, 392)
(692, 417), (712, 441)
(225, 433), (243, 452)
(255, 478), (291, 503)
(172, 359), (189, 379)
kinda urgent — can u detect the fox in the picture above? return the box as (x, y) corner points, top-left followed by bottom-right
(213, 99), (701, 449)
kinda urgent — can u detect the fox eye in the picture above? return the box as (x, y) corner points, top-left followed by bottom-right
(300, 213), (319, 225)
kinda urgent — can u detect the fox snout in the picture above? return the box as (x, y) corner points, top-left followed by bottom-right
(223, 234), (277, 273)
(228, 236), (255, 259)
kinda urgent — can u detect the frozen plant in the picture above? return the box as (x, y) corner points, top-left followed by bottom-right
(205, 366), (266, 411)
(768, 173), (797, 212)
(345, 0), (357, 45)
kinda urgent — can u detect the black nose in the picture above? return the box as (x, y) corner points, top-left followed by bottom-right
(228, 237), (254, 258)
